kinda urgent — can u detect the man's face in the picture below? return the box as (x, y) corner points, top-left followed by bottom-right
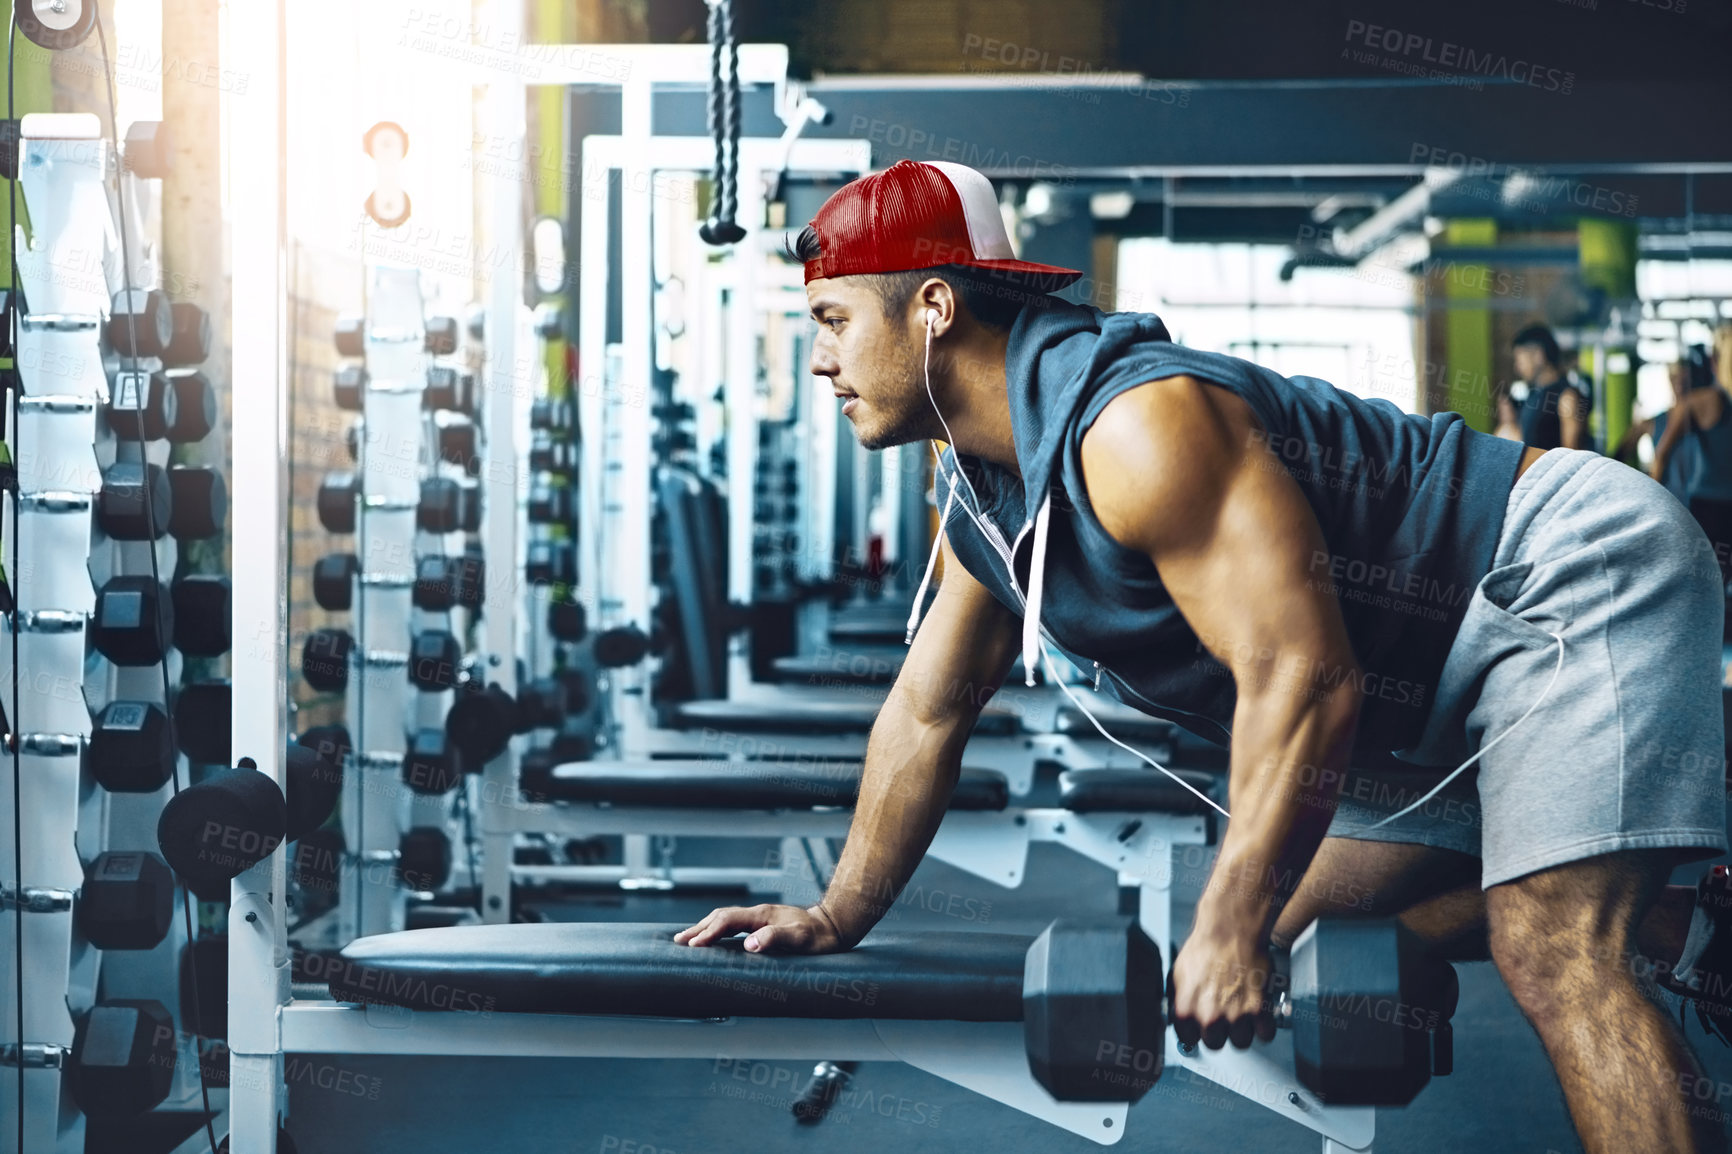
(806, 277), (933, 450)
(1512, 344), (1545, 382)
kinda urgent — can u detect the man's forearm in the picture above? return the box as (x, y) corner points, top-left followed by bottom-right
(816, 693), (973, 947)
(1194, 683), (1359, 942)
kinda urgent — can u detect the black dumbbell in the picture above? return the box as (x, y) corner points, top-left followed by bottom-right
(418, 477), (481, 534)
(79, 851), (174, 950)
(108, 288), (174, 360)
(166, 369), (218, 442)
(424, 366), (474, 415)
(528, 431), (575, 475)
(163, 302), (212, 369)
(296, 725), (352, 773)
(412, 553), (484, 612)
(514, 677), (568, 732)
(106, 370), (178, 441)
(407, 630), (462, 691)
(525, 540), (576, 586)
(333, 364), (367, 412)
(285, 741), (344, 843)
(96, 462), (172, 540)
(156, 764), (286, 899)
(334, 315), (364, 358)
(402, 728), (462, 795)
(312, 552), (359, 612)
(530, 397), (573, 431)
(437, 418), (479, 476)
(91, 577), (173, 666)
(174, 680), (232, 766)
(398, 827), (452, 892)
(172, 575), (231, 657)
(1021, 919), (1457, 1107)
(593, 625), (649, 668)
(302, 629), (353, 693)
(445, 680), (516, 764)
(167, 465), (227, 539)
(88, 701), (176, 792)
(69, 1000), (177, 1118)
(318, 472), (358, 534)
(424, 316), (459, 356)
(527, 481), (571, 525)
(549, 598), (586, 642)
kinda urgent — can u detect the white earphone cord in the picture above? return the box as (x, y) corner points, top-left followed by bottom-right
(905, 309), (1562, 831)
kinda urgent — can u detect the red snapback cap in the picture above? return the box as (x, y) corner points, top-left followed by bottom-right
(803, 159), (1082, 289)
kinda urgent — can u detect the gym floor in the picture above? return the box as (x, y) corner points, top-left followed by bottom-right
(265, 837), (1732, 1153)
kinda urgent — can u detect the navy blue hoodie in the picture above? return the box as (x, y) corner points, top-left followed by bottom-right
(926, 302), (1525, 764)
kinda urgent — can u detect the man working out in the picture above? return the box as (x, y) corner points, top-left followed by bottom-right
(1498, 323), (1590, 450)
(676, 161), (1728, 1153)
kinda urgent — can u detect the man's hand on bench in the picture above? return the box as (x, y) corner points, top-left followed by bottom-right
(674, 903), (846, 954)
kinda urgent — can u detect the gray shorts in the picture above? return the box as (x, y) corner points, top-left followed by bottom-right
(1328, 448), (1729, 888)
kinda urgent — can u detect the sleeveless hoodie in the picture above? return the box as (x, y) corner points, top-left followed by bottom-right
(916, 302), (1525, 765)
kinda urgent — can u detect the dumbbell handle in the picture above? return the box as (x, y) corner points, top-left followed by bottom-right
(1160, 991), (1296, 1032)
(0, 885), (75, 913)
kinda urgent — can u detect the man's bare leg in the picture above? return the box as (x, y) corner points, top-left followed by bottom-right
(1487, 850), (1720, 1154)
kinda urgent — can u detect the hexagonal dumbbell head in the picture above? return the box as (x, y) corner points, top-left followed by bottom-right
(69, 1000), (176, 1118)
(399, 827), (452, 892)
(108, 288), (175, 360)
(96, 462), (172, 541)
(301, 629), (353, 693)
(333, 365), (367, 411)
(312, 553), (359, 612)
(79, 851), (175, 951)
(91, 577), (173, 667)
(402, 727), (462, 796)
(424, 366), (475, 416)
(88, 701), (176, 793)
(1288, 918), (1448, 1107)
(106, 370), (178, 442)
(163, 301), (212, 369)
(166, 370), (218, 443)
(423, 315), (459, 356)
(1022, 920), (1164, 1103)
(317, 472), (358, 534)
(445, 680), (516, 765)
(168, 465), (227, 540)
(172, 575), (232, 658)
(548, 598), (587, 642)
(407, 630), (462, 691)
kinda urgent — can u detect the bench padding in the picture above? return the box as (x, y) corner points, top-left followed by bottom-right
(671, 697), (1020, 736)
(326, 922), (1030, 1020)
(542, 763), (1010, 811)
(1058, 768), (1219, 816)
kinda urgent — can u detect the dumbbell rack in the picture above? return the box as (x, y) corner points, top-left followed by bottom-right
(0, 113), (216, 1154)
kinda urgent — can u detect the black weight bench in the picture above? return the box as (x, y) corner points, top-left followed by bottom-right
(538, 762), (1010, 811)
(325, 921), (1028, 1020)
(671, 696), (1022, 736)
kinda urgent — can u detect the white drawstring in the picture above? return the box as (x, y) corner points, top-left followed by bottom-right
(906, 482), (956, 644)
(1021, 492), (1053, 686)
(1362, 631), (1566, 830)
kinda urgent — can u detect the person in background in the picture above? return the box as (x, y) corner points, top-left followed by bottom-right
(1503, 323), (1589, 450)
(1648, 345), (1732, 505)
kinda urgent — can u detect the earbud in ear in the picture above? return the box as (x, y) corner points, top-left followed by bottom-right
(925, 308), (939, 328)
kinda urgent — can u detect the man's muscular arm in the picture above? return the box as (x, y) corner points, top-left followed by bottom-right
(1080, 375), (1363, 1050)
(676, 533), (1021, 952)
